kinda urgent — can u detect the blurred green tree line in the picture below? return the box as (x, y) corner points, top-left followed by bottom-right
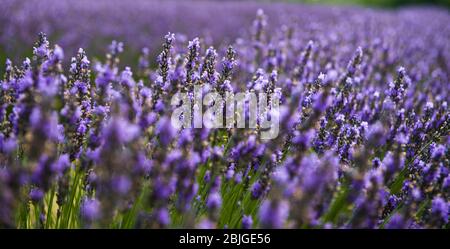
(288, 0), (450, 8)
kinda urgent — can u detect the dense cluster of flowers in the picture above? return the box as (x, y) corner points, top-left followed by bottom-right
(0, 5), (449, 229)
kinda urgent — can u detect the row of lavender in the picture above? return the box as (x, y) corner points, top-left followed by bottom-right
(0, 0), (301, 62)
(0, 5), (449, 228)
(1, 0), (448, 66)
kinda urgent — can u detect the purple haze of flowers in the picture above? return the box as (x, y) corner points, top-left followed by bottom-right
(0, 2), (448, 230)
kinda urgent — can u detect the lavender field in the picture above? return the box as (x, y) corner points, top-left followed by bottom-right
(0, 0), (449, 229)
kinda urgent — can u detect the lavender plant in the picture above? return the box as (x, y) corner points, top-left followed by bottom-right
(0, 4), (448, 229)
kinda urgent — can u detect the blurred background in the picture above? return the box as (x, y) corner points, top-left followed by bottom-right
(253, 0), (449, 8)
(0, 0), (448, 73)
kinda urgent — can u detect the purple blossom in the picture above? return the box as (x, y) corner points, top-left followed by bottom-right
(81, 198), (101, 222)
(242, 215), (253, 229)
(29, 188), (44, 203)
(431, 197), (448, 224)
(259, 200), (289, 228)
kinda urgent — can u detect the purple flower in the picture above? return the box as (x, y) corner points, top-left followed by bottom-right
(365, 122), (386, 147)
(155, 208), (170, 226)
(431, 144), (445, 161)
(103, 117), (140, 144)
(431, 197), (448, 224)
(51, 154), (70, 174)
(242, 215), (253, 229)
(155, 117), (176, 146)
(259, 200), (289, 228)
(29, 188), (44, 203)
(251, 181), (264, 199)
(196, 218), (215, 229)
(0, 137), (17, 154)
(206, 192), (222, 210)
(385, 214), (410, 229)
(112, 175), (131, 195)
(109, 40), (124, 55)
(81, 198), (101, 222)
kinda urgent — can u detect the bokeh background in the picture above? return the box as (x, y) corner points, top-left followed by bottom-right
(0, 0), (448, 74)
